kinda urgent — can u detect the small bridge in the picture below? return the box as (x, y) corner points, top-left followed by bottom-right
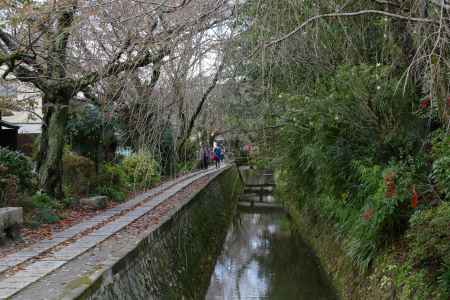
(237, 167), (285, 213)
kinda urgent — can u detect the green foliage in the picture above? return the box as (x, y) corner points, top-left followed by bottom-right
(159, 125), (176, 176)
(121, 151), (160, 190)
(63, 150), (96, 197)
(95, 163), (128, 191)
(432, 156), (450, 199)
(430, 130), (450, 200)
(33, 208), (60, 225)
(61, 196), (78, 208)
(90, 162), (129, 202)
(176, 160), (196, 173)
(95, 186), (126, 203)
(343, 160), (426, 269)
(31, 191), (60, 209)
(273, 65), (429, 269)
(0, 164), (18, 206)
(178, 139), (198, 165)
(408, 203), (450, 271)
(0, 147), (32, 191)
(438, 267), (450, 297)
(30, 192), (60, 225)
(406, 202), (450, 298)
(66, 104), (117, 163)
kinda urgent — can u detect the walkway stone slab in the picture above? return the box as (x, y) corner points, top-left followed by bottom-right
(0, 260), (66, 299)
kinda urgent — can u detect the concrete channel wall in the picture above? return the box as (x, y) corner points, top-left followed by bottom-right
(78, 166), (243, 300)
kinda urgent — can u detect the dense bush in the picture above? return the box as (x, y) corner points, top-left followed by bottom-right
(275, 65), (429, 269)
(121, 151), (160, 190)
(87, 163), (128, 202)
(342, 159), (427, 269)
(94, 186), (126, 202)
(176, 160), (196, 173)
(63, 150), (96, 196)
(66, 104), (117, 163)
(30, 192), (60, 225)
(95, 163), (128, 190)
(406, 202), (450, 297)
(0, 147), (33, 191)
(430, 130), (450, 201)
(0, 164), (18, 206)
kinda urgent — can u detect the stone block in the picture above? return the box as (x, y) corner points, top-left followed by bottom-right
(80, 196), (108, 209)
(0, 207), (23, 243)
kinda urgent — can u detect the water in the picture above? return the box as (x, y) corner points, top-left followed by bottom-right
(205, 203), (337, 300)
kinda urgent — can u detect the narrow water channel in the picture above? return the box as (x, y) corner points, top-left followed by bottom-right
(205, 194), (337, 300)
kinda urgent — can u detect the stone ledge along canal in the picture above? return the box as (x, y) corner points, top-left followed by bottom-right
(205, 168), (337, 300)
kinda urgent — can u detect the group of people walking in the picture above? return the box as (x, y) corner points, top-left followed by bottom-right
(199, 144), (224, 169)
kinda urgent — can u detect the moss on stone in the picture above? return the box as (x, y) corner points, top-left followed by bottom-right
(64, 276), (92, 291)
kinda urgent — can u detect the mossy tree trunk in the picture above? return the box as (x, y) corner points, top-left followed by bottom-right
(37, 93), (70, 199)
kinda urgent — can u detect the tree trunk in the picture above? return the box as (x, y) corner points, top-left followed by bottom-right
(37, 94), (69, 199)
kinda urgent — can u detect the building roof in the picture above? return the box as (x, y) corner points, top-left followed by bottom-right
(15, 123), (41, 134)
(0, 120), (19, 129)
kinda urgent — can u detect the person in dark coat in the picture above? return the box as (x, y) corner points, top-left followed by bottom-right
(213, 145), (222, 168)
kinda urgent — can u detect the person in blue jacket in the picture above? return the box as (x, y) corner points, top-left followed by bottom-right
(213, 145), (222, 168)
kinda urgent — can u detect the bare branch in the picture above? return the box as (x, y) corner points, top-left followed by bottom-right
(76, 46), (171, 90)
(177, 60), (225, 153)
(250, 9), (440, 57)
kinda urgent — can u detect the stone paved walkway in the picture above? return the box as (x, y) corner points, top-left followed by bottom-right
(0, 166), (224, 299)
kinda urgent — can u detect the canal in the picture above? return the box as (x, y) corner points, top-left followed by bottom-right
(205, 171), (337, 300)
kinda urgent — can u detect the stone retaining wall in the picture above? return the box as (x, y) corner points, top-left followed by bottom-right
(81, 166), (243, 300)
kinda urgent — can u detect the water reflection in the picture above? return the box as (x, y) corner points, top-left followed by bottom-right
(206, 210), (337, 300)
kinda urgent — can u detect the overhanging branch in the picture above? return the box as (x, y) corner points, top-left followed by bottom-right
(76, 46), (171, 90)
(250, 9), (440, 58)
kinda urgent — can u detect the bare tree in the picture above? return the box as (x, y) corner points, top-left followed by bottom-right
(0, 0), (231, 198)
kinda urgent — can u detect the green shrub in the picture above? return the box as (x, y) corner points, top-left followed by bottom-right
(408, 202), (450, 269)
(341, 157), (430, 270)
(63, 150), (96, 196)
(432, 156), (450, 199)
(431, 129), (450, 160)
(30, 192), (60, 224)
(0, 147), (32, 191)
(406, 202), (450, 297)
(31, 191), (60, 209)
(438, 266), (450, 296)
(271, 65), (431, 270)
(121, 151), (160, 190)
(176, 160), (195, 173)
(430, 129), (450, 200)
(95, 186), (126, 203)
(0, 164), (18, 206)
(33, 208), (60, 225)
(95, 163), (128, 192)
(62, 196), (78, 208)
(91, 162), (129, 202)
(66, 104), (117, 162)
